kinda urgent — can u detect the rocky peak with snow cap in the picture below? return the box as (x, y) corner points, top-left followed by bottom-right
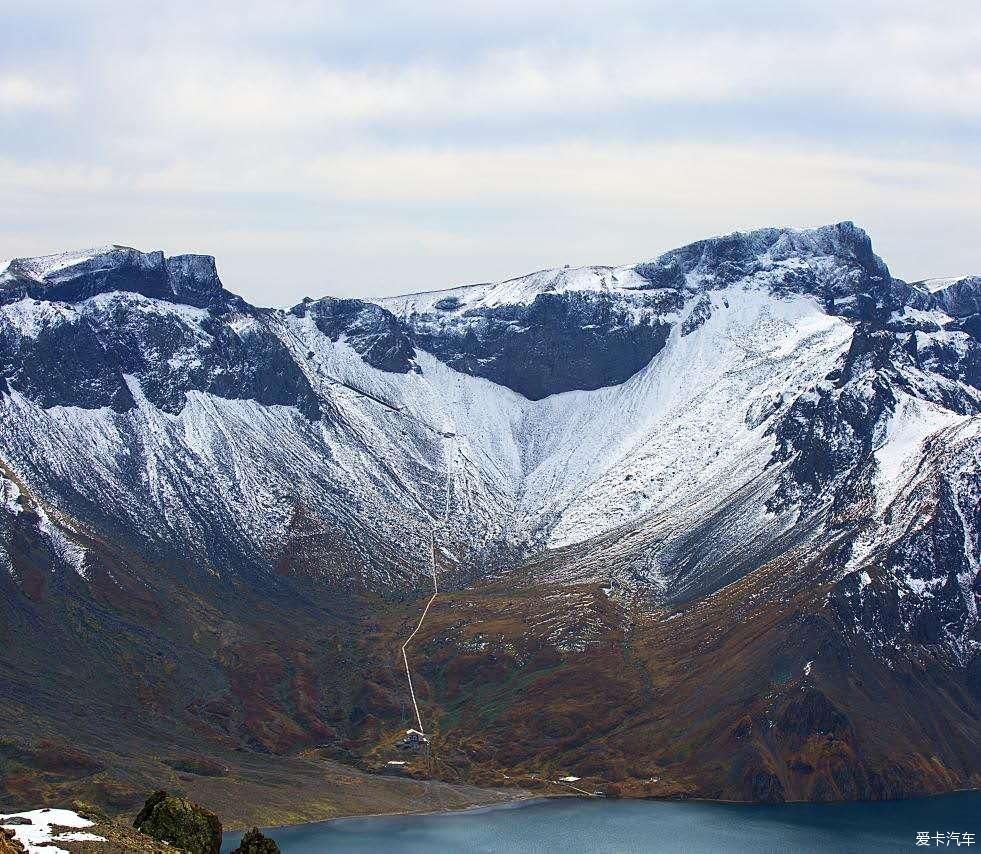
(918, 275), (981, 320)
(633, 221), (923, 326)
(0, 247), (319, 415)
(375, 221), (974, 398)
(0, 245), (239, 311)
(634, 221), (889, 295)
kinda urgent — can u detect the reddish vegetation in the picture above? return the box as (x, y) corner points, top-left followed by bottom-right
(345, 554), (979, 803)
(1, 514), (977, 820)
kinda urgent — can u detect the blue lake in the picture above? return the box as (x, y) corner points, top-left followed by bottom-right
(222, 790), (979, 853)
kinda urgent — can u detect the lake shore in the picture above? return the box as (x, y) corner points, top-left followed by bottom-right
(223, 782), (981, 834)
(221, 790), (981, 854)
(226, 794), (551, 836)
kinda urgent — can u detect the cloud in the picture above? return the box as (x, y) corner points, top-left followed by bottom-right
(0, 75), (73, 112)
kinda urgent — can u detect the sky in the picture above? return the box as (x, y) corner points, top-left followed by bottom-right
(1, 1), (980, 307)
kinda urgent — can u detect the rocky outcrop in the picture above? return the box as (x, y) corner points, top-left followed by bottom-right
(133, 791), (222, 854)
(636, 221), (889, 298)
(0, 286), (323, 418)
(0, 246), (240, 312)
(292, 297), (416, 373)
(924, 276), (981, 319)
(0, 828), (24, 854)
(232, 827), (281, 853)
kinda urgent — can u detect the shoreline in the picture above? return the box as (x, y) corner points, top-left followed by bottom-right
(223, 792), (547, 834)
(222, 786), (981, 836)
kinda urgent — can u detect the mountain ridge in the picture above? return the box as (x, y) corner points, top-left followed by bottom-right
(0, 221), (978, 816)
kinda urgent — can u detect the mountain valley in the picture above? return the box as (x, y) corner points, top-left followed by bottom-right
(0, 222), (978, 823)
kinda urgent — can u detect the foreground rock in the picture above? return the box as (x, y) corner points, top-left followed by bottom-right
(133, 791), (222, 854)
(0, 828), (24, 854)
(69, 800), (172, 852)
(232, 827), (281, 853)
(1, 799), (212, 853)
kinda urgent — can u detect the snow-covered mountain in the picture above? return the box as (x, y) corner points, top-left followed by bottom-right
(2, 224), (977, 641)
(1, 223), (978, 806)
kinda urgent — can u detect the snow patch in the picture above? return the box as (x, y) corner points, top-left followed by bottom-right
(0, 808), (105, 854)
(1, 476), (22, 516)
(919, 276), (970, 294)
(0, 298), (77, 339)
(380, 264), (651, 316)
(873, 393), (966, 509)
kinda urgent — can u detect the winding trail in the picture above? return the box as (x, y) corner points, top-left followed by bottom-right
(400, 432), (456, 736)
(401, 532), (440, 734)
(281, 330), (457, 739)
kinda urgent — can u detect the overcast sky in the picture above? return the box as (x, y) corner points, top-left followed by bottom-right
(2, 1), (979, 306)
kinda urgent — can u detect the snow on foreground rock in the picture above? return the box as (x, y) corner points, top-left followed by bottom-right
(0, 809), (105, 853)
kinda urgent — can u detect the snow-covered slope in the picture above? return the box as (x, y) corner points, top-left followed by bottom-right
(380, 263), (652, 314)
(0, 225), (978, 660)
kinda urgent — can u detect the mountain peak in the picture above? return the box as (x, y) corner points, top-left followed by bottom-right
(0, 245), (237, 311)
(914, 275), (981, 319)
(634, 221), (889, 294)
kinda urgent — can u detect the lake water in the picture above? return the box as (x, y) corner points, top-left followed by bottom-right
(222, 790), (979, 853)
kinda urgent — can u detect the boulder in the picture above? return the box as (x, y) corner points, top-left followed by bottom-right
(231, 826), (281, 853)
(0, 827), (25, 854)
(134, 790), (222, 854)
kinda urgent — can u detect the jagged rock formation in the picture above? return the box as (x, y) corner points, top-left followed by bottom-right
(0, 223), (977, 810)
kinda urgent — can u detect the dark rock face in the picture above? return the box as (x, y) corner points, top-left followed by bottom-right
(909, 323), (981, 394)
(746, 767), (786, 803)
(165, 255), (234, 310)
(777, 689), (850, 742)
(0, 246), (323, 417)
(770, 314), (980, 507)
(769, 367), (892, 500)
(924, 276), (981, 319)
(409, 290), (672, 400)
(293, 297), (416, 373)
(0, 311), (136, 411)
(134, 790), (222, 854)
(681, 294), (712, 336)
(869, 445), (978, 649)
(0, 293), (323, 419)
(232, 827), (281, 853)
(181, 314), (322, 419)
